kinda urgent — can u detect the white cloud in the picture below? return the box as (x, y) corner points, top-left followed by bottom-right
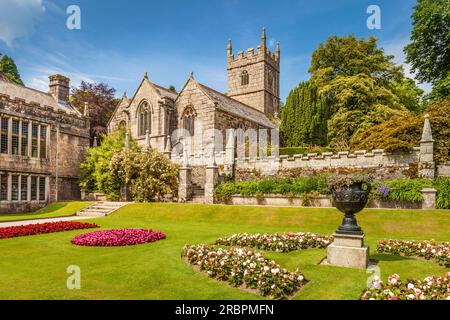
(0, 0), (46, 47)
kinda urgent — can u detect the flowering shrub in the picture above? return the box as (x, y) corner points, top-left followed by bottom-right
(361, 273), (450, 300)
(0, 221), (98, 240)
(327, 173), (374, 191)
(182, 244), (306, 300)
(377, 239), (450, 267)
(72, 229), (166, 247)
(214, 232), (333, 252)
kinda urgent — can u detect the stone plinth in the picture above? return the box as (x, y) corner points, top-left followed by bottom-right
(178, 166), (192, 202)
(327, 233), (369, 269)
(204, 165), (219, 204)
(422, 188), (437, 209)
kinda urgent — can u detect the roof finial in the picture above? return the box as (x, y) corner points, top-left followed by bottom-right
(276, 41), (280, 60)
(421, 114), (433, 142)
(83, 102), (89, 117)
(227, 39), (233, 56)
(261, 27), (267, 49)
(189, 71), (194, 79)
(144, 71), (148, 79)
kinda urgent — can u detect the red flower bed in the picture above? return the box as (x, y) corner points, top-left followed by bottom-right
(0, 221), (99, 239)
(71, 229), (166, 247)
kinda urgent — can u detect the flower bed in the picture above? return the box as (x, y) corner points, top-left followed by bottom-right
(361, 273), (450, 300)
(71, 229), (166, 247)
(214, 232), (333, 252)
(182, 244), (306, 300)
(0, 221), (99, 240)
(377, 239), (450, 267)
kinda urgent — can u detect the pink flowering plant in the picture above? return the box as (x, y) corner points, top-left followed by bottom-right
(214, 232), (333, 252)
(182, 244), (306, 300)
(72, 229), (166, 247)
(362, 272), (450, 300)
(377, 239), (450, 267)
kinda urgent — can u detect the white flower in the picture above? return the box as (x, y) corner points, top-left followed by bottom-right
(271, 268), (280, 275)
(263, 266), (270, 272)
(407, 283), (415, 290)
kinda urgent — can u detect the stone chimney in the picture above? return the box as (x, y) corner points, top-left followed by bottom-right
(49, 74), (70, 104)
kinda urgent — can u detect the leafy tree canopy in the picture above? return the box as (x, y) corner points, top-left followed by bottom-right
(71, 81), (117, 143)
(0, 53), (24, 85)
(280, 81), (330, 147)
(350, 99), (450, 163)
(79, 130), (139, 200)
(307, 35), (417, 148)
(404, 0), (450, 84)
(110, 148), (179, 202)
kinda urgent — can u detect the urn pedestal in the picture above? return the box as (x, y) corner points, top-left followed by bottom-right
(327, 233), (369, 269)
(327, 182), (370, 269)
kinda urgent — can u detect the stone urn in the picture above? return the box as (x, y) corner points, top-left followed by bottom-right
(332, 182), (371, 236)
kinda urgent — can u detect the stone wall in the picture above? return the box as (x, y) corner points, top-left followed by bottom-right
(235, 148), (421, 177)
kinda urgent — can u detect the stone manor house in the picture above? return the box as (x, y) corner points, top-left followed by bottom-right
(0, 74), (90, 213)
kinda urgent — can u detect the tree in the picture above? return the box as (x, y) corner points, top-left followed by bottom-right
(0, 53), (24, 85)
(350, 99), (450, 163)
(392, 78), (424, 114)
(308, 35), (411, 148)
(280, 81), (330, 147)
(110, 148), (179, 202)
(427, 73), (450, 102)
(79, 130), (139, 200)
(71, 81), (117, 143)
(404, 0), (450, 84)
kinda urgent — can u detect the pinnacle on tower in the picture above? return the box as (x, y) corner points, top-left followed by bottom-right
(261, 27), (267, 50)
(276, 41), (280, 60)
(227, 39), (233, 56)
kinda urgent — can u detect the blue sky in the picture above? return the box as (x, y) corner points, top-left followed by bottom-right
(0, 0), (427, 100)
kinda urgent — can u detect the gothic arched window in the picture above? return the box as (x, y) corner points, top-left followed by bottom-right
(241, 70), (249, 86)
(137, 101), (152, 136)
(183, 106), (196, 137)
(118, 120), (127, 132)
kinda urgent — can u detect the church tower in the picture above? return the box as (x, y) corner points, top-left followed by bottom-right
(227, 28), (280, 116)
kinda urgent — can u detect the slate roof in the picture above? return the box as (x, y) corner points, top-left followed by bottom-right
(153, 83), (178, 100)
(0, 77), (80, 115)
(197, 83), (276, 129)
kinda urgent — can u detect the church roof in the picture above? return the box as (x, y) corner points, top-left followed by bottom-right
(0, 77), (80, 115)
(153, 83), (178, 100)
(197, 83), (276, 129)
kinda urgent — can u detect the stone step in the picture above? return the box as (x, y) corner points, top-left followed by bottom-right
(187, 196), (205, 204)
(76, 201), (131, 217)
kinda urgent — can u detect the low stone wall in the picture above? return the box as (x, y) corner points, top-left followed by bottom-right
(437, 163), (450, 177)
(230, 194), (332, 207)
(229, 194), (424, 209)
(0, 201), (47, 214)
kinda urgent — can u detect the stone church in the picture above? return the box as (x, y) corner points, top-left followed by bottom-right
(107, 29), (279, 153)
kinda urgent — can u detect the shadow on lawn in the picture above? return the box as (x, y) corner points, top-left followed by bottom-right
(370, 253), (412, 262)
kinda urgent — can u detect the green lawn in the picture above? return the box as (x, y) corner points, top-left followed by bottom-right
(0, 201), (93, 222)
(0, 203), (448, 300)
